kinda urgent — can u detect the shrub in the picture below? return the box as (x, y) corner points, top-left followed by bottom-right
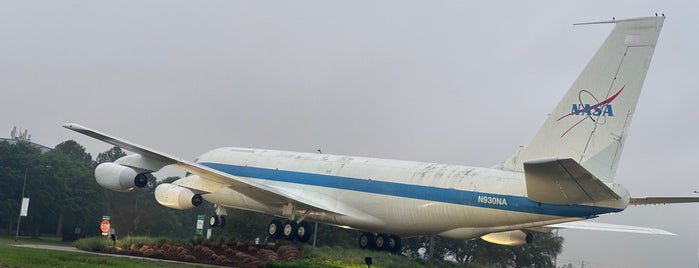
(73, 237), (109, 252)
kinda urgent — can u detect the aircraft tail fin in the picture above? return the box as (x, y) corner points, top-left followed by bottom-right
(500, 16), (664, 182)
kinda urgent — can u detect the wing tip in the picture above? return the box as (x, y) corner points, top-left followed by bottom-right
(63, 122), (83, 130)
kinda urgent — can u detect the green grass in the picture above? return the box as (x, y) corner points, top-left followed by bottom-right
(0, 235), (207, 268)
(268, 245), (471, 268)
(3, 235), (475, 268)
(8, 235), (72, 246)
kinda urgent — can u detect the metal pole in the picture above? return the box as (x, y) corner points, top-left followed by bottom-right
(15, 168), (28, 241)
(695, 191), (699, 268)
(312, 222), (318, 247)
(429, 235), (435, 260)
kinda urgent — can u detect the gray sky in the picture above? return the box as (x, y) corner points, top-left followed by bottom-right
(2, 1), (697, 267)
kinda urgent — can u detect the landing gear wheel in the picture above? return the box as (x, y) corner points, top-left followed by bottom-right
(208, 215), (219, 228)
(283, 221), (298, 240)
(359, 232), (375, 250)
(297, 222), (313, 243)
(375, 234), (388, 250)
(387, 235), (402, 253)
(268, 219), (283, 239)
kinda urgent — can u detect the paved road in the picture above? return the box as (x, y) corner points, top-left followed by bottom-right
(13, 244), (224, 267)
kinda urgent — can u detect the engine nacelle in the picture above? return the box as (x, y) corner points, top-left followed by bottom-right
(481, 230), (533, 246)
(95, 163), (148, 192)
(154, 183), (203, 210)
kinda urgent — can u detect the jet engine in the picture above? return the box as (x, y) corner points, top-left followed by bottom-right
(480, 230), (533, 246)
(95, 162), (148, 192)
(154, 183), (203, 210)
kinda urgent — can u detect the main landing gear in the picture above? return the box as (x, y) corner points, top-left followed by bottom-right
(267, 219), (313, 243)
(209, 214), (226, 228)
(209, 205), (228, 228)
(359, 232), (401, 253)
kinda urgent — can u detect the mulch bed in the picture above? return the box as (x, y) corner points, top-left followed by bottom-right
(104, 241), (301, 267)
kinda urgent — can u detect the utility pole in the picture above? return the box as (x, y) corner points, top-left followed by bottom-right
(15, 168), (28, 241)
(695, 190), (699, 268)
(312, 222), (318, 247)
(428, 235), (435, 260)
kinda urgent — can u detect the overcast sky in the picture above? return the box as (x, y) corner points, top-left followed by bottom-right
(2, 1), (698, 267)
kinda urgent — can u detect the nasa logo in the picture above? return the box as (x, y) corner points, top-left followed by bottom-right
(556, 85), (625, 138)
(570, 103), (614, 116)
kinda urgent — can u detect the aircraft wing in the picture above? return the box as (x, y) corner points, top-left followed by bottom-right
(63, 123), (346, 216)
(546, 221), (675, 235)
(523, 158), (620, 204)
(629, 197), (699, 205)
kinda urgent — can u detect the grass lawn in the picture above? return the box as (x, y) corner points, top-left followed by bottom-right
(1, 235), (475, 268)
(0, 235), (207, 268)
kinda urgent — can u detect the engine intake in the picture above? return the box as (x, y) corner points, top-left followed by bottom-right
(95, 163), (148, 192)
(154, 183), (203, 210)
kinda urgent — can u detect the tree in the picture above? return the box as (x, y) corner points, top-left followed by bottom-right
(95, 146), (126, 165)
(54, 140), (93, 168)
(0, 141), (43, 235)
(510, 233), (563, 268)
(402, 233), (563, 268)
(45, 140), (109, 238)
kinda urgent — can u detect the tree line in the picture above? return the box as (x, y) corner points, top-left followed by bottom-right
(0, 139), (562, 267)
(0, 140), (206, 239)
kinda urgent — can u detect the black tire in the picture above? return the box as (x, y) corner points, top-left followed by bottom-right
(358, 232), (374, 250)
(283, 221), (298, 240)
(375, 234), (388, 250)
(218, 215), (226, 228)
(208, 215), (219, 228)
(297, 222), (313, 243)
(268, 219), (283, 239)
(387, 235), (402, 254)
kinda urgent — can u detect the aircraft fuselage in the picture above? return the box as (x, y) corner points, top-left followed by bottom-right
(194, 147), (628, 239)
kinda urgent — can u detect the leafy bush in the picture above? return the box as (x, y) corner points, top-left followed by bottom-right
(73, 237), (109, 252)
(269, 246), (469, 268)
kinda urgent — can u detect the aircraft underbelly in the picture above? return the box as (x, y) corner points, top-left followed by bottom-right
(203, 177), (567, 236)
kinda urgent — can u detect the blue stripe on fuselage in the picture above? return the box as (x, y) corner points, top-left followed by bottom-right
(199, 162), (622, 218)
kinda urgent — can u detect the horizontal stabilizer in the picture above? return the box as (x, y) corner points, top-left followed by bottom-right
(548, 221), (675, 235)
(524, 158), (620, 204)
(630, 197), (699, 206)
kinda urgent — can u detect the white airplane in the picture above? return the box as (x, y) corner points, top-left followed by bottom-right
(65, 16), (699, 252)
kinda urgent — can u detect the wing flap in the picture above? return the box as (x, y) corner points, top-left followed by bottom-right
(524, 158), (620, 204)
